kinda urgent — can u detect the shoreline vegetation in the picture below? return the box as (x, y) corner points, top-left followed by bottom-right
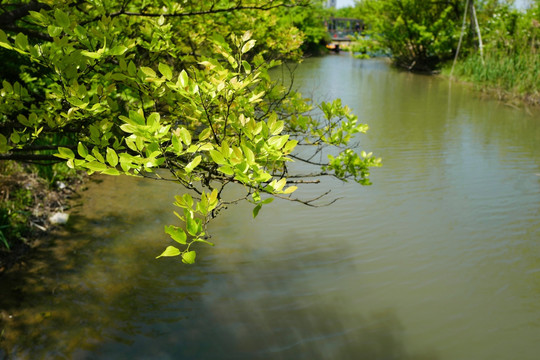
(338, 0), (539, 107)
(443, 57), (540, 108)
(445, 72), (540, 108)
(0, 162), (84, 274)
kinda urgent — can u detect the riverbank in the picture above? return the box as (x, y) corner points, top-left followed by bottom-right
(0, 162), (84, 274)
(441, 72), (540, 108)
(442, 57), (540, 108)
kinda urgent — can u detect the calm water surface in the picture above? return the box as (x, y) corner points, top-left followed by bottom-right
(1, 55), (540, 359)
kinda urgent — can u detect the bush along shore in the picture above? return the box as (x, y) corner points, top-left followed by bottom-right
(447, 2), (539, 106)
(445, 52), (540, 107)
(340, 1), (539, 106)
(0, 161), (83, 274)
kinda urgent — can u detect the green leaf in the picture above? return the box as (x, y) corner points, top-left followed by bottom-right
(102, 168), (120, 176)
(129, 110), (145, 125)
(270, 120), (284, 135)
(253, 204), (262, 218)
(185, 215), (197, 233)
(158, 15), (166, 26)
(0, 29), (9, 48)
(28, 11), (48, 25)
(165, 225), (187, 245)
(15, 33), (28, 50)
(54, 9), (71, 28)
(2, 80), (13, 93)
(218, 165), (234, 176)
(241, 39), (256, 54)
(181, 251), (196, 264)
(178, 127), (191, 145)
(80, 50), (101, 59)
(252, 191), (261, 202)
(110, 73), (126, 81)
(67, 97), (88, 108)
(92, 147), (105, 163)
(273, 178), (286, 192)
(17, 114), (31, 127)
(84, 161), (108, 172)
(156, 246), (181, 258)
(209, 150), (226, 165)
(241, 145), (255, 164)
(208, 189), (219, 210)
(268, 135), (289, 149)
(185, 155), (201, 173)
(242, 30), (252, 42)
(282, 140), (298, 154)
(182, 194), (194, 209)
(179, 70), (189, 87)
(141, 66), (157, 78)
(242, 60), (252, 74)
(55, 147), (75, 160)
(106, 147), (118, 167)
(108, 45), (128, 56)
(171, 135), (182, 153)
(128, 61), (137, 76)
(158, 63), (173, 80)
(147, 112), (160, 128)
(283, 186), (297, 194)
(0, 134), (8, 152)
(10, 132), (20, 144)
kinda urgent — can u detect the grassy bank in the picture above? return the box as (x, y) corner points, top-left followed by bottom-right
(445, 52), (540, 106)
(0, 162), (82, 273)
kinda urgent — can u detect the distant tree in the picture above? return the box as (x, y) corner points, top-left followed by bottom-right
(352, 0), (463, 72)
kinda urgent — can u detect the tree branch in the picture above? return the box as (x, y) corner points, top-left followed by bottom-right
(0, 153), (61, 162)
(80, 0), (309, 25)
(0, 1), (50, 27)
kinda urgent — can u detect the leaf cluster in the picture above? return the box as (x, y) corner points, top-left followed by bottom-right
(0, 0), (380, 263)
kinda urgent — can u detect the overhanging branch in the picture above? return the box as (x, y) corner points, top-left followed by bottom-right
(0, 1), (50, 27)
(0, 153), (61, 162)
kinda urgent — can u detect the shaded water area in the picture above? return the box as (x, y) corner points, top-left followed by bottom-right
(2, 55), (540, 359)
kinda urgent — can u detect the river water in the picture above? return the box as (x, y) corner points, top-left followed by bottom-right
(1, 55), (540, 359)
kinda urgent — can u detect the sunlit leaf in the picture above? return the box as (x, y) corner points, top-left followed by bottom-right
(156, 246), (181, 258)
(181, 251), (196, 264)
(165, 225), (187, 244)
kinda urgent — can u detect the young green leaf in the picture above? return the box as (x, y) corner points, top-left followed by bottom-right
(185, 155), (201, 173)
(181, 251), (196, 264)
(141, 67), (157, 78)
(165, 225), (187, 244)
(156, 246), (181, 258)
(241, 40), (256, 54)
(158, 63), (173, 80)
(106, 147), (118, 167)
(54, 9), (70, 28)
(109, 45), (128, 56)
(253, 203), (262, 218)
(209, 150), (226, 165)
(178, 127), (191, 145)
(179, 70), (189, 87)
(55, 147), (75, 160)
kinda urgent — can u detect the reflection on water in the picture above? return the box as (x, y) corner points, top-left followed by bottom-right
(1, 56), (540, 359)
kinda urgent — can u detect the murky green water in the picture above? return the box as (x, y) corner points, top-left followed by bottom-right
(2, 55), (540, 359)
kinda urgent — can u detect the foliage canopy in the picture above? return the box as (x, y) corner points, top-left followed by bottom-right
(0, 0), (380, 262)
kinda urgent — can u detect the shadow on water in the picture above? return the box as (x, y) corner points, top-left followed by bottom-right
(0, 204), (439, 360)
(0, 208), (209, 359)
